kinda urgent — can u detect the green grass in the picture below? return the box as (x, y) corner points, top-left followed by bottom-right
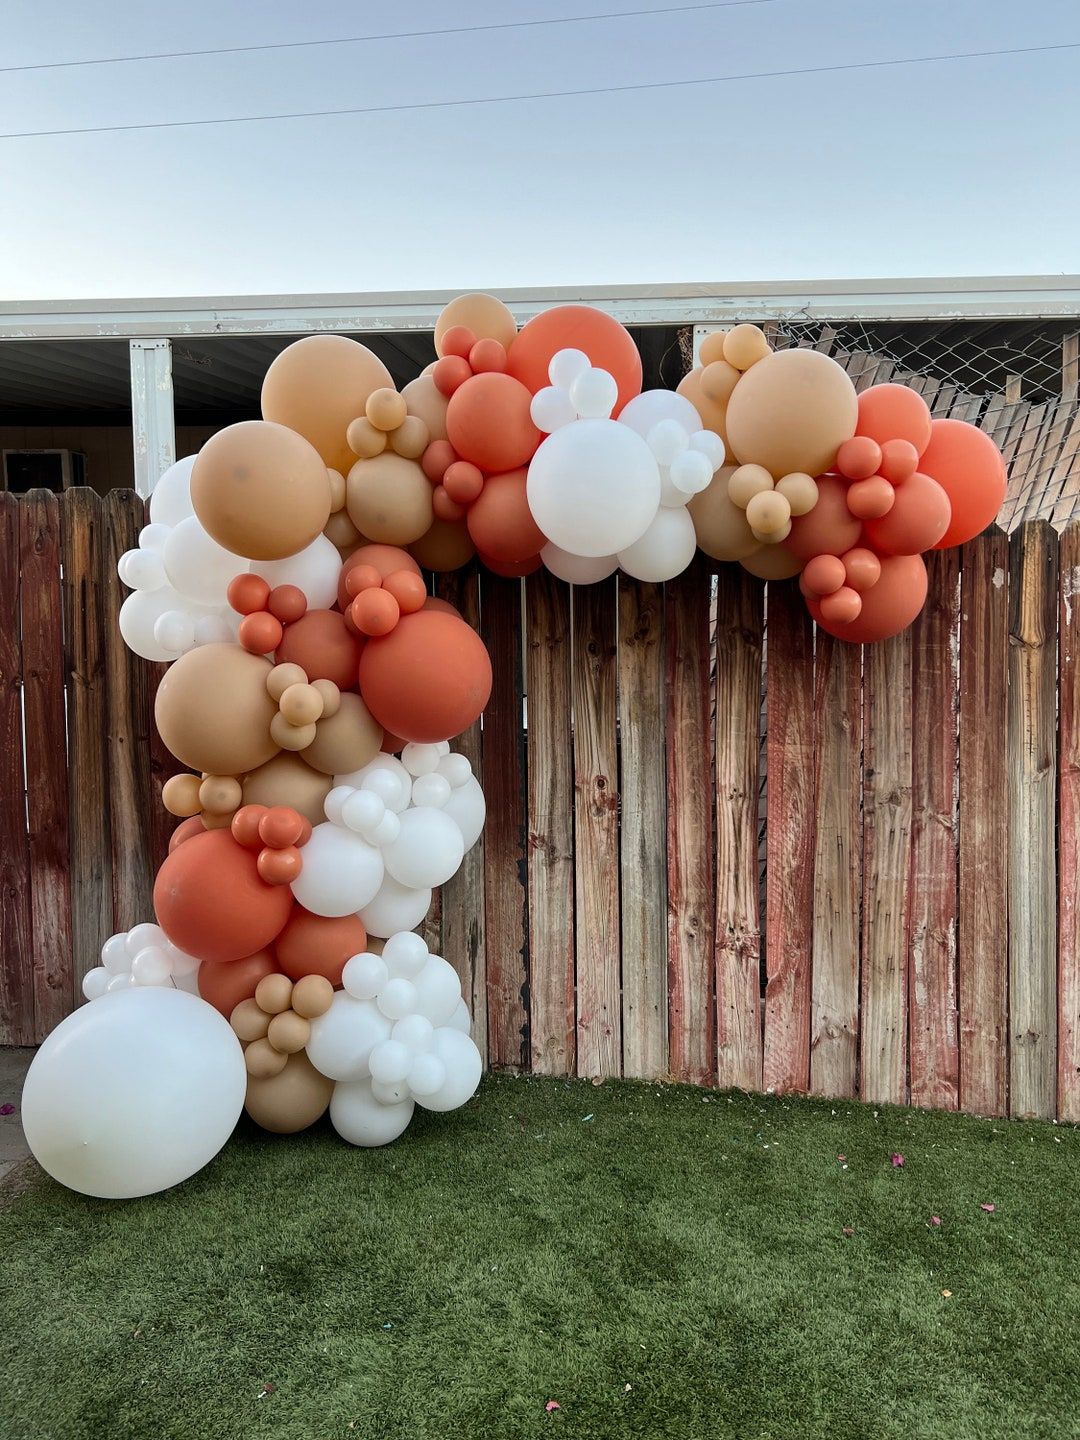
(2, 1075), (1079, 1440)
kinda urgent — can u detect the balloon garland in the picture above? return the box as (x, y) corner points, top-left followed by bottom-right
(20, 294), (1007, 1198)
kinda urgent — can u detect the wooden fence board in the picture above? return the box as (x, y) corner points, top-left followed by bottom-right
(19, 491), (72, 1039)
(908, 548), (960, 1109)
(525, 569), (575, 1076)
(958, 526), (1009, 1117)
(1008, 520), (1058, 1118)
(573, 579), (621, 1078)
(618, 575), (667, 1079)
(0, 493), (33, 1045)
(860, 629), (913, 1105)
(1058, 521), (1080, 1119)
(763, 581), (815, 1094)
(666, 556), (715, 1086)
(809, 632), (862, 1099)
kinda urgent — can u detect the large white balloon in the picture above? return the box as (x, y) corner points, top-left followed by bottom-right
(617, 388), (703, 439)
(526, 419), (661, 557)
(412, 956), (462, 1027)
(163, 516), (246, 605)
(306, 993), (391, 1081)
(253, 534), (341, 611)
(359, 875), (433, 939)
(540, 545), (618, 586)
(289, 823), (384, 917)
(416, 1028), (483, 1113)
(21, 988), (245, 1198)
(148, 455), (197, 529)
(617, 505), (697, 582)
(382, 808), (464, 889)
(441, 776), (486, 852)
(330, 1077), (414, 1146)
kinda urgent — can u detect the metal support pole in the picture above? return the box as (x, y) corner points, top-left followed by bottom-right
(129, 338), (175, 499)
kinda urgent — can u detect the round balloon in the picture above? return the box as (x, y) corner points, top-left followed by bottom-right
(244, 1051), (334, 1134)
(261, 334), (394, 476)
(618, 388), (702, 438)
(302, 693), (384, 776)
(346, 453), (434, 545)
(358, 610), (492, 744)
(617, 505), (696, 581)
(149, 455), (197, 528)
(540, 545), (618, 584)
(359, 875), (433, 939)
(276, 609), (363, 690)
(676, 367), (729, 443)
(242, 753), (331, 826)
(465, 468), (546, 564)
(687, 467), (760, 562)
(435, 293), (517, 356)
(863, 471), (952, 556)
(330, 1076), (414, 1146)
(154, 827), (294, 963)
(526, 419), (661, 558)
(508, 306), (642, 414)
(402, 373), (449, 443)
(856, 383), (933, 456)
(446, 373), (541, 473)
(289, 822), (384, 917)
(198, 949), (278, 1017)
(918, 418), (1007, 549)
(155, 643), (280, 775)
(253, 535), (342, 611)
(275, 906), (368, 986)
(784, 474), (863, 564)
(725, 349), (858, 479)
(408, 517), (476, 572)
(808, 553), (928, 642)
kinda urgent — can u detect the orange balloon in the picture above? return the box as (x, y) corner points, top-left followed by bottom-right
(508, 305), (642, 414)
(919, 418), (1007, 549)
(846, 477), (895, 521)
(841, 547), (882, 593)
(258, 846), (303, 886)
(276, 610), (363, 690)
(154, 828), (294, 963)
(198, 949), (278, 1017)
(337, 544), (420, 610)
(479, 551), (542, 578)
(275, 907), (367, 986)
(261, 334), (394, 476)
(169, 815), (206, 852)
(856, 383), (933, 456)
(228, 574), (271, 615)
(879, 439), (919, 484)
(239, 612), (284, 655)
(784, 474), (862, 564)
(358, 608), (492, 743)
(864, 472), (951, 556)
(835, 436), (883, 481)
(423, 595), (462, 617)
(465, 468), (546, 564)
(809, 553), (928, 643)
(352, 588), (400, 637)
(818, 586), (862, 625)
(802, 554), (846, 597)
(445, 373), (541, 473)
(383, 569), (428, 614)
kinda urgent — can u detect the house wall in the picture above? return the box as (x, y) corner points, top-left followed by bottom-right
(0, 425), (219, 494)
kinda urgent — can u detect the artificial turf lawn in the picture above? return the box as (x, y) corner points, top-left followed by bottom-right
(1, 1076), (1079, 1440)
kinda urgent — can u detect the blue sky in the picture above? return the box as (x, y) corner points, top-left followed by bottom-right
(2, 0), (1078, 299)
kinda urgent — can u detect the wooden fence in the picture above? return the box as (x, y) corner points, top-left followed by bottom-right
(1, 487), (1078, 1124)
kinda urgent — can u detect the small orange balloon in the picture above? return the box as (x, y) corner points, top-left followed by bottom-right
(841, 547), (882, 593)
(232, 803), (268, 850)
(258, 805), (306, 849)
(802, 554), (846, 597)
(835, 435), (883, 481)
(469, 338), (508, 373)
(169, 815), (206, 852)
(276, 609), (363, 690)
(784, 475), (863, 564)
(846, 477), (895, 521)
(856, 383), (933, 456)
(440, 325), (477, 359)
(258, 845), (303, 885)
(268, 585), (307, 624)
(228, 574), (271, 616)
(352, 588), (400, 637)
(879, 439), (919, 484)
(433, 355), (471, 397)
(383, 569), (428, 615)
(337, 545), (420, 609)
(345, 564), (383, 598)
(422, 439), (456, 483)
(433, 488), (467, 523)
(818, 586), (863, 625)
(443, 461), (484, 505)
(239, 612), (283, 655)
(446, 372), (541, 473)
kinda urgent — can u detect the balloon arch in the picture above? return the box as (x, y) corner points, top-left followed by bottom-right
(21, 294), (1007, 1197)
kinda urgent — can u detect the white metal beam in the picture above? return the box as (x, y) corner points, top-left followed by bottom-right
(129, 338), (174, 499)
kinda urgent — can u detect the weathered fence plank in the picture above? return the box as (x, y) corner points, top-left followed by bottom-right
(1059, 521), (1080, 1120)
(0, 493), (34, 1045)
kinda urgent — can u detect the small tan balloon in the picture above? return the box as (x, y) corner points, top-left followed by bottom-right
(199, 775), (243, 815)
(324, 509), (365, 556)
(279, 682), (324, 727)
(775, 472), (820, 517)
(245, 1037), (289, 1079)
(728, 464), (775, 510)
(255, 972), (294, 1015)
(156, 644), (280, 776)
(310, 678), (341, 719)
(270, 713), (317, 753)
(291, 973), (335, 1019)
(191, 420), (332, 561)
(698, 330), (729, 366)
(435, 293), (517, 356)
(230, 997), (271, 1043)
(676, 367), (729, 444)
(402, 373), (449, 444)
(408, 516), (477, 572)
(753, 519), (792, 545)
(267, 1010), (310, 1055)
(366, 388), (408, 433)
(261, 334), (394, 476)
(723, 324), (771, 371)
(242, 752), (330, 826)
(726, 348), (858, 479)
(699, 359), (741, 407)
(389, 415), (429, 460)
(244, 1051), (334, 1134)
(346, 417), (387, 460)
(327, 468), (347, 513)
(162, 773), (202, 818)
(267, 662), (308, 703)
(346, 453), (434, 545)
(687, 467), (761, 563)
(740, 545), (804, 581)
(303, 692), (384, 776)
(745, 490), (792, 539)
(202, 810), (232, 831)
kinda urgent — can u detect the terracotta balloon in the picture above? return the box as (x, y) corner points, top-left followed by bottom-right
(242, 752), (330, 826)
(359, 609), (492, 744)
(261, 334), (394, 476)
(465, 468), (546, 563)
(244, 1051), (334, 1134)
(191, 420), (332, 561)
(337, 543), (420, 609)
(402, 373), (449, 443)
(302, 692), (384, 776)
(155, 643), (279, 775)
(725, 349), (858, 479)
(275, 906), (368, 986)
(479, 552), (542, 578)
(346, 453), (434, 545)
(740, 545), (804, 581)
(863, 472), (952, 556)
(276, 610), (363, 690)
(918, 418), (1007, 549)
(154, 828), (294, 963)
(446, 373), (541, 473)
(508, 305), (642, 414)
(687, 467), (760, 562)
(856, 383), (933, 457)
(435, 293), (517, 357)
(676, 367), (728, 442)
(408, 517), (477, 572)
(169, 816), (206, 852)
(782, 474), (861, 565)
(198, 950), (278, 1017)
(809, 553), (928, 643)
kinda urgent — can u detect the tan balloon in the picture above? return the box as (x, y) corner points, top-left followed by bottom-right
(267, 1010), (310, 1055)
(346, 453), (434, 545)
(245, 1037), (289, 1079)
(745, 490), (792, 539)
(324, 508), (365, 556)
(723, 324), (771, 371)
(302, 692), (383, 776)
(267, 663), (308, 702)
(291, 973), (334, 1019)
(162, 773), (202, 818)
(402, 373), (449, 443)
(700, 359), (741, 407)
(261, 334), (394, 476)
(155, 644), (280, 776)
(775, 472), (819, 517)
(366, 388), (407, 433)
(740, 545), (804, 581)
(698, 331), (729, 366)
(347, 417), (388, 460)
(687, 467), (761, 563)
(435, 293), (517, 356)
(725, 349), (858, 480)
(255, 973), (293, 1015)
(728, 464), (774, 510)
(408, 516), (477, 572)
(677, 367), (729, 444)
(199, 775), (242, 815)
(244, 1051), (334, 1134)
(389, 415), (429, 461)
(327, 469), (347, 513)
(230, 998), (270, 1043)
(242, 752), (331, 826)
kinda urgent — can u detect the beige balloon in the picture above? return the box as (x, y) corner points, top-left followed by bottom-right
(775, 472), (819, 517)
(245, 1037), (289, 1079)
(687, 467), (762, 563)
(324, 509), (365, 556)
(402, 374), (449, 443)
(740, 545), (804, 581)
(230, 998), (270, 1043)
(327, 468), (347, 514)
(677, 367), (729, 444)
(728, 464), (774, 510)
(408, 516), (477, 572)
(192, 420), (332, 561)
(366, 388), (407, 433)
(267, 1010), (310, 1055)
(302, 691), (384, 776)
(155, 643), (280, 776)
(244, 1051), (334, 1134)
(725, 349), (858, 480)
(698, 331), (729, 366)
(346, 453), (434, 545)
(434, 293), (517, 356)
(723, 324), (771, 371)
(242, 751), (331, 825)
(389, 415), (429, 461)
(162, 773), (202, 818)
(261, 334), (394, 476)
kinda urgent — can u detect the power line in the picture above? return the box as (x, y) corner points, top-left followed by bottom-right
(2, 41), (1076, 141)
(0, 2), (784, 75)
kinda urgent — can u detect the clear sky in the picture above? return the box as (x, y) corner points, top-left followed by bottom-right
(3, 0), (1078, 300)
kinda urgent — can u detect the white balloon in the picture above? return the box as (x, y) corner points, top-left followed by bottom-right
(527, 420), (660, 557)
(408, 1052), (446, 1098)
(21, 988), (245, 1198)
(689, 429), (725, 470)
(617, 505), (697, 582)
(436, 753), (473, 789)
(193, 612), (235, 646)
(541, 545), (618, 586)
(411, 773), (452, 809)
(370, 1078), (411, 1106)
(330, 1077), (414, 1147)
(138, 522), (171, 552)
(306, 993), (390, 1081)
(125, 922), (162, 959)
(118, 588), (183, 661)
(163, 516), (246, 605)
(569, 367), (618, 420)
(412, 956), (462, 1027)
(447, 999), (472, 1035)
(359, 875), (433, 939)
(377, 977), (418, 1021)
(118, 547), (166, 592)
(323, 785), (352, 827)
(530, 386), (578, 435)
(154, 611), (196, 656)
(370, 811), (401, 846)
(442, 776), (486, 851)
(162, 939), (200, 976)
(617, 388), (703, 439)
(401, 743), (441, 778)
(669, 448), (713, 497)
(289, 824), (384, 917)
(253, 534), (340, 611)
(338, 755), (411, 813)
(130, 947), (172, 986)
(548, 348), (590, 389)
(342, 952), (389, 1000)
(149, 455), (197, 529)
(382, 808), (464, 889)
(369, 1039), (412, 1085)
(393, 1013), (435, 1051)
(646, 419), (690, 467)
(382, 931), (430, 979)
(341, 789), (385, 835)
(81, 967), (110, 1001)
(101, 933), (130, 973)
(415, 1028), (482, 1113)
